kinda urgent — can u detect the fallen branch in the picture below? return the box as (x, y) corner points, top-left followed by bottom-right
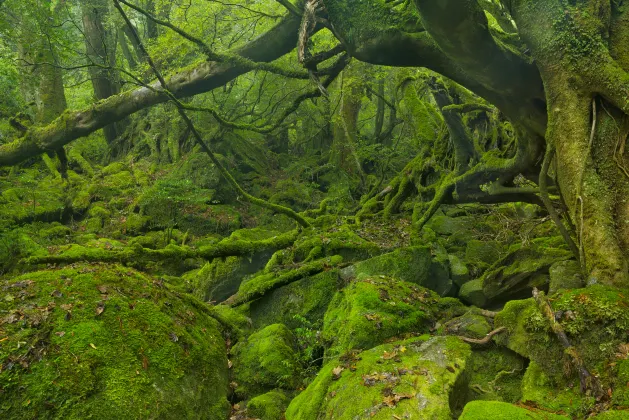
(23, 229), (300, 266)
(532, 287), (602, 397)
(457, 327), (506, 345)
(225, 255), (343, 307)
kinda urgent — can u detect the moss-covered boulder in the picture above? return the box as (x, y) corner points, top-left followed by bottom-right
(231, 323), (303, 399)
(494, 286), (629, 413)
(458, 401), (569, 420)
(481, 238), (572, 305)
(340, 246), (454, 296)
(322, 276), (443, 357)
(247, 389), (291, 420)
(441, 312), (491, 339)
(0, 264), (230, 419)
(464, 347), (527, 405)
(290, 226), (381, 263)
(590, 411), (629, 419)
(248, 270), (339, 330)
(285, 336), (472, 420)
(459, 279), (487, 307)
(548, 260), (584, 295)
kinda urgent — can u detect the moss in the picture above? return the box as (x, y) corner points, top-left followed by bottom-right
(249, 270), (339, 330)
(0, 263), (230, 419)
(87, 204), (111, 220)
(247, 389), (291, 420)
(285, 336), (471, 420)
(212, 304), (252, 341)
(465, 239), (503, 265)
(441, 312), (491, 339)
(495, 286), (629, 413)
(231, 323), (303, 399)
(291, 226), (381, 263)
(322, 276), (441, 357)
(590, 411), (629, 419)
(37, 224), (71, 240)
(459, 279), (487, 307)
(459, 401), (570, 419)
(521, 361), (593, 418)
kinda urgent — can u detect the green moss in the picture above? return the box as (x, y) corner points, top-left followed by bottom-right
(286, 336), (471, 420)
(459, 401), (570, 420)
(0, 264), (230, 419)
(249, 270), (339, 330)
(291, 226), (380, 263)
(322, 276), (441, 357)
(212, 304), (252, 341)
(464, 347), (526, 405)
(231, 323), (303, 398)
(590, 411), (629, 419)
(247, 389), (291, 420)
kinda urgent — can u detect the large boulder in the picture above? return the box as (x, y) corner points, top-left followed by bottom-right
(340, 246), (454, 296)
(285, 336), (472, 420)
(322, 276), (444, 357)
(0, 264), (230, 419)
(548, 260), (584, 295)
(231, 324), (303, 399)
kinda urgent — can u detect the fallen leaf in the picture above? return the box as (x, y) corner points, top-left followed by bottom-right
(95, 302), (105, 316)
(50, 290), (63, 298)
(97, 285), (108, 294)
(55, 331), (66, 337)
(228, 360), (233, 369)
(142, 355), (149, 370)
(90, 343), (97, 349)
(332, 366), (344, 380)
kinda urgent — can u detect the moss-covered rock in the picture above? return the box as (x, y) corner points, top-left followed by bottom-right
(458, 401), (570, 419)
(494, 286), (629, 413)
(0, 263), (230, 419)
(465, 239), (503, 265)
(322, 276), (442, 357)
(481, 238), (572, 304)
(248, 270), (339, 330)
(449, 254), (470, 287)
(590, 411), (629, 419)
(291, 226), (381, 263)
(521, 361), (593, 418)
(459, 279), (487, 307)
(442, 312), (491, 339)
(548, 260), (584, 295)
(341, 246), (454, 296)
(247, 389), (291, 420)
(231, 323), (303, 399)
(285, 336), (472, 420)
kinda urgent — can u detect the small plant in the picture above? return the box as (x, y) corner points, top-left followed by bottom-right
(292, 315), (325, 376)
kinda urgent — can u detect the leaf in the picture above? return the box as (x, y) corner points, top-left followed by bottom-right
(90, 343), (97, 349)
(55, 331), (66, 337)
(97, 285), (108, 294)
(332, 366), (344, 380)
(95, 302), (105, 316)
(142, 355), (149, 370)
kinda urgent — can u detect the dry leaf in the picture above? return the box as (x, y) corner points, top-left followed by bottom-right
(55, 331), (66, 337)
(95, 302), (105, 316)
(97, 285), (108, 294)
(332, 366), (344, 380)
(142, 355), (149, 370)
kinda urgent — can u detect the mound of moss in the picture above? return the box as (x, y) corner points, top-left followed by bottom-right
(322, 276), (447, 357)
(0, 264), (230, 419)
(246, 389), (292, 420)
(458, 401), (569, 420)
(285, 336), (471, 419)
(231, 323), (303, 399)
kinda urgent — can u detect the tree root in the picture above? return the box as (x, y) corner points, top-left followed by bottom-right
(532, 287), (603, 397)
(457, 326), (506, 345)
(23, 229), (300, 266)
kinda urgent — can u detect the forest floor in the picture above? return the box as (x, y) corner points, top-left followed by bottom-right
(1, 152), (629, 420)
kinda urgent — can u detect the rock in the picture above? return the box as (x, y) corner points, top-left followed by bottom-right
(449, 254), (470, 287)
(427, 215), (473, 235)
(231, 324), (303, 399)
(481, 238), (572, 304)
(494, 286), (629, 415)
(465, 240), (502, 265)
(247, 389), (291, 420)
(442, 312), (491, 339)
(459, 279), (487, 308)
(521, 361), (587, 418)
(322, 276), (441, 357)
(590, 411), (629, 419)
(548, 260), (584, 295)
(285, 336), (472, 420)
(459, 401), (569, 419)
(0, 264), (230, 419)
(342, 246), (454, 296)
(248, 270), (339, 330)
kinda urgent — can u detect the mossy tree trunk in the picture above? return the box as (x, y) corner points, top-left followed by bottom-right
(503, 0), (629, 286)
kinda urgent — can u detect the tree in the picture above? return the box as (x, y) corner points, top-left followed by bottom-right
(1, 0), (628, 286)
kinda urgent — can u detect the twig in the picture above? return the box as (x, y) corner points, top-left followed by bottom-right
(457, 327), (506, 345)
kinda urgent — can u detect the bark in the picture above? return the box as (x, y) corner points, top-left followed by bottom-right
(373, 78), (385, 140)
(0, 10), (305, 167)
(81, 0), (123, 143)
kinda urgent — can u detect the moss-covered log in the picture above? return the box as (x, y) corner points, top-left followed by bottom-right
(22, 229), (300, 266)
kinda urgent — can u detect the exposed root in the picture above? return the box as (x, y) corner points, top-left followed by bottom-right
(457, 326), (506, 345)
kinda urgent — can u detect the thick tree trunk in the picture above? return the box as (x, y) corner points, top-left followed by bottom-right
(508, 0), (629, 286)
(81, 0), (122, 143)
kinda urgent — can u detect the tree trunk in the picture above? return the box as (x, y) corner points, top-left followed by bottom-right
(508, 0), (629, 286)
(81, 0), (122, 144)
(373, 78), (385, 140)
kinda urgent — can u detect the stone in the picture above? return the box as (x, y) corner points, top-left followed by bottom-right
(548, 260), (584, 295)
(459, 279), (487, 307)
